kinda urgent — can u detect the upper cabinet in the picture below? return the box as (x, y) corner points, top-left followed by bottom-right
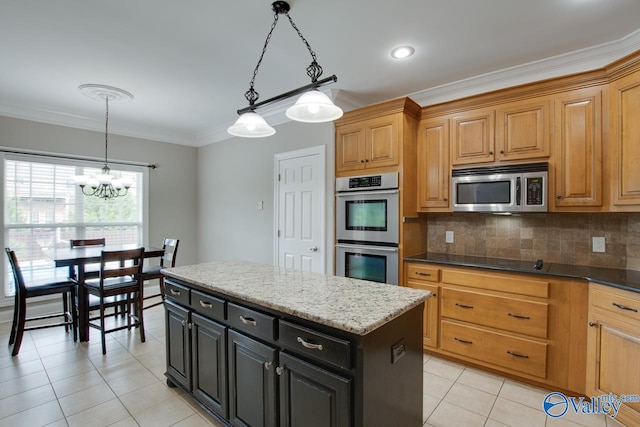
(609, 68), (640, 207)
(450, 98), (551, 167)
(417, 117), (450, 211)
(551, 87), (604, 210)
(336, 115), (399, 172)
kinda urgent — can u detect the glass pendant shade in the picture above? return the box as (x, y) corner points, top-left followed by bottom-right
(285, 90), (343, 123)
(227, 112), (276, 138)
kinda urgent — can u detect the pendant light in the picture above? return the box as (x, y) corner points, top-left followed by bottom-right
(228, 1), (342, 138)
(75, 84), (134, 199)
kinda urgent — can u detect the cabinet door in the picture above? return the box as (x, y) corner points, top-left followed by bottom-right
(165, 301), (191, 390)
(451, 108), (495, 165)
(496, 98), (551, 161)
(406, 281), (439, 349)
(192, 313), (227, 419)
(278, 352), (351, 427)
(336, 123), (365, 173)
(610, 70), (640, 206)
(586, 319), (640, 423)
(553, 89), (602, 208)
(364, 115), (399, 168)
(418, 118), (450, 210)
(228, 330), (278, 427)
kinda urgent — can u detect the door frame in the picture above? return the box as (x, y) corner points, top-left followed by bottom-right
(273, 145), (326, 273)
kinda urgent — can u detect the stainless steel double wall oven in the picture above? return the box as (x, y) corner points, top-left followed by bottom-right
(335, 172), (399, 285)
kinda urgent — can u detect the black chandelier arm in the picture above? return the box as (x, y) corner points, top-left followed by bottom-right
(236, 74), (337, 115)
(79, 183), (129, 199)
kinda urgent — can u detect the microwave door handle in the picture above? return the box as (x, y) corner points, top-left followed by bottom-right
(516, 177), (521, 206)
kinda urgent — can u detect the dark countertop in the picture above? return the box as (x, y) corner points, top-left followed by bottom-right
(405, 252), (640, 294)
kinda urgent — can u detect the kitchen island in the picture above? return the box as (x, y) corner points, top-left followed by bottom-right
(162, 261), (431, 427)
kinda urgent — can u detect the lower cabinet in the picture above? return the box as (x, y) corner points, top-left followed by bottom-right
(164, 278), (416, 427)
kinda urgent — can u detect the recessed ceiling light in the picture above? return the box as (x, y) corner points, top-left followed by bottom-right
(391, 46), (415, 59)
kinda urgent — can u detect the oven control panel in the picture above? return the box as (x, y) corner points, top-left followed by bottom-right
(336, 172), (398, 192)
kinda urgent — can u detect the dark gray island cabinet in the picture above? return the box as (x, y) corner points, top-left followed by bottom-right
(161, 261), (431, 427)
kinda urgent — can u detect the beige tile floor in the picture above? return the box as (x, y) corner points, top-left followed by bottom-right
(0, 299), (628, 427)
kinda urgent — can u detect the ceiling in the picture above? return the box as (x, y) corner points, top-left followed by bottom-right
(2, 0), (640, 147)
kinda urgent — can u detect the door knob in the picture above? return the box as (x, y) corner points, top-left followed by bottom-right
(309, 246), (318, 252)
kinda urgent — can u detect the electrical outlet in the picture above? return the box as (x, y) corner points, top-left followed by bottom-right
(445, 231), (454, 244)
(258, 201), (264, 210)
(592, 236), (605, 253)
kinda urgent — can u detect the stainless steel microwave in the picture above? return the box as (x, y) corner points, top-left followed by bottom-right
(451, 163), (548, 213)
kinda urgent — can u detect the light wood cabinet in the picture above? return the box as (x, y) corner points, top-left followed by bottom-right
(405, 262), (588, 394)
(405, 264), (440, 349)
(450, 98), (551, 167)
(610, 69), (640, 207)
(451, 107), (495, 165)
(336, 114), (399, 173)
(417, 117), (449, 211)
(586, 284), (640, 426)
(551, 87), (603, 210)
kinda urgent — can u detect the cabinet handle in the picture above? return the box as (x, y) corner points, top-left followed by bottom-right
(199, 300), (213, 309)
(556, 195), (562, 200)
(360, 159), (365, 163)
(589, 321), (598, 327)
(297, 336), (323, 351)
(489, 151), (494, 155)
(508, 313), (530, 320)
(181, 320), (187, 327)
(443, 197), (448, 202)
(364, 159), (369, 162)
(507, 351), (529, 359)
(170, 289), (181, 296)
(264, 361), (272, 370)
(239, 315), (257, 326)
(276, 366), (285, 376)
(612, 302), (638, 313)
(454, 337), (473, 345)
(415, 272), (431, 277)
(455, 303), (474, 309)
(499, 150), (504, 154)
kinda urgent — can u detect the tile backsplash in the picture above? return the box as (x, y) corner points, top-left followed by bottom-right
(424, 213), (640, 271)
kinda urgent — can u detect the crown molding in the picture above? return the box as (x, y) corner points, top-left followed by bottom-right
(0, 100), (197, 146)
(410, 29), (640, 107)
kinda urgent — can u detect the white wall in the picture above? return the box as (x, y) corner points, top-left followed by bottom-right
(0, 116), (198, 266)
(197, 120), (335, 272)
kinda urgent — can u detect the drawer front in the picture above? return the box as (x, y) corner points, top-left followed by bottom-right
(441, 269), (549, 298)
(279, 320), (351, 370)
(441, 320), (547, 378)
(227, 302), (277, 342)
(591, 286), (640, 323)
(406, 264), (440, 282)
(442, 288), (548, 338)
(191, 289), (225, 322)
(165, 280), (190, 306)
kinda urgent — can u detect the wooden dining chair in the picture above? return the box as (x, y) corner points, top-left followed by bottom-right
(68, 238), (105, 281)
(84, 247), (145, 354)
(142, 238), (179, 310)
(5, 248), (77, 356)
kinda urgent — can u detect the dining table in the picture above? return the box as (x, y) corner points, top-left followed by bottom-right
(45, 244), (165, 342)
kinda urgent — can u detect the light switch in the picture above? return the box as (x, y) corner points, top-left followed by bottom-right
(446, 231), (454, 244)
(258, 201), (264, 210)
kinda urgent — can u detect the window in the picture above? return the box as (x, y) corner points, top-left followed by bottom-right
(2, 153), (148, 302)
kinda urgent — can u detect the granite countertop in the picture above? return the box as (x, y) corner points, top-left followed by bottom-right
(162, 260), (432, 336)
(405, 252), (640, 294)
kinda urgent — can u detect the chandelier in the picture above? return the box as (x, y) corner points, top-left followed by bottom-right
(227, 1), (343, 138)
(76, 84), (134, 199)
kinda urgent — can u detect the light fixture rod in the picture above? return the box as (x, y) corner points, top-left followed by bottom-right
(237, 74), (337, 115)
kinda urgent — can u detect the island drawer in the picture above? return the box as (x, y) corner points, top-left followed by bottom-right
(227, 302), (276, 342)
(165, 280), (190, 306)
(441, 288), (549, 338)
(190, 289), (225, 322)
(279, 320), (351, 370)
(441, 320), (547, 378)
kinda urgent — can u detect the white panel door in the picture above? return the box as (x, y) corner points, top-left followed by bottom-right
(276, 149), (323, 273)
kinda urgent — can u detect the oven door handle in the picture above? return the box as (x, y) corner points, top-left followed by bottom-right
(335, 189), (399, 197)
(335, 243), (398, 253)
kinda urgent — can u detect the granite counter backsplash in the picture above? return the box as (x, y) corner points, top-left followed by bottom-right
(424, 212), (640, 271)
